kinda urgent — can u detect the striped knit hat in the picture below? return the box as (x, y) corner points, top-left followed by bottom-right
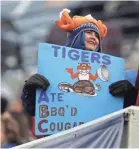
(56, 9), (107, 52)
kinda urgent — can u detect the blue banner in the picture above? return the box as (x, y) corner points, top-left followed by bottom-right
(35, 43), (124, 135)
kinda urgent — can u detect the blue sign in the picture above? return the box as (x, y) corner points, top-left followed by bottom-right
(35, 43), (124, 135)
(125, 69), (137, 86)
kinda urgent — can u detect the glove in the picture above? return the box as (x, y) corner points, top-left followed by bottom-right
(21, 74), (50, 116)
(109, 80), (134, 96)
(24, 74), (50, 90)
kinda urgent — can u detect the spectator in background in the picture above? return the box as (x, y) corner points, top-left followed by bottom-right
(1, 112), (22, 148)
(1, 95), (21, 148)
(1, 89), (36, 147)
(46, 25), (66, 46)
(7, 97), (36, 143)
(1, 119), (7, 148)
(10, 110), (36, 143)
(1, 96), (8, 114)
(102, 20), (123, 57)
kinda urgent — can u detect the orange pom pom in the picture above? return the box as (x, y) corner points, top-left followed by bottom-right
(56, 9), (107, 39)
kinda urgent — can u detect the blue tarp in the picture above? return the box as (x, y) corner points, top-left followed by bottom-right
(19, 114), (124, 148)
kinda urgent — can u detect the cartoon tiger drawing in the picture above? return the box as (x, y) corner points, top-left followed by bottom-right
(58, 63), (101, 96)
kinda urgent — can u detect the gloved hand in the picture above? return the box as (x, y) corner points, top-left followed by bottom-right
(109, 80), (134, 96)
(21, 74), (50, 116)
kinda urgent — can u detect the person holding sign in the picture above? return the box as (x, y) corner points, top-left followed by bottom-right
(21, 9), (138, 118)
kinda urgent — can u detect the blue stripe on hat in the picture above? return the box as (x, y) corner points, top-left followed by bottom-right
(65, 23), (101, 52)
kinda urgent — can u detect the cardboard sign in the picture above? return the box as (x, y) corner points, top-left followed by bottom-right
(35, 43), (124, 135)
(125, 69), (137, 86)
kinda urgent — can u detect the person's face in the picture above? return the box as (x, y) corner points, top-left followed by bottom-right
(84, 30), (99, 51)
